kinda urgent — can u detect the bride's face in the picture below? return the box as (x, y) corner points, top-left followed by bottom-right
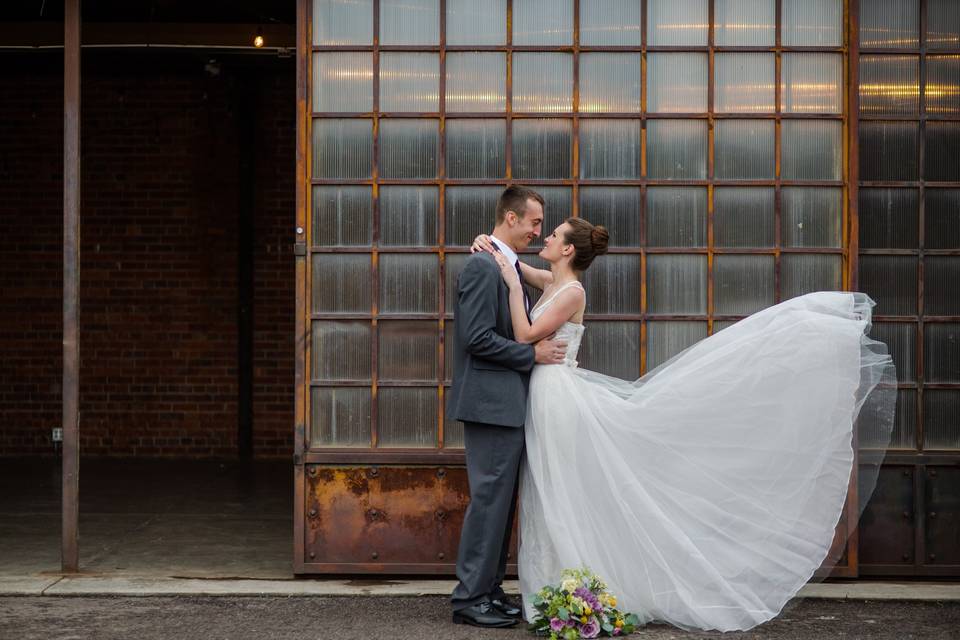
(539, 223), (573, 264)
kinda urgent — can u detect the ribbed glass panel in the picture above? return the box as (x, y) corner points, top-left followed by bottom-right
(924, 391), (960, 449)
(513, 53), (573, 113)
(647, 0), (708, 46)
(380, 0), (439, 45)
(925, 324), (960, 382)
(715, 54), (775, 113)
(647, 322), (708, 370)
(312, 119), (372, 179)
(312, 186), (372, 247)
(870, 322), (917, 383)
(714, 255), (775, 315)
(927, 0), (960, 49)
(446, 119), (506, 178)
(860, 0), (919, 49)
(311, 388), (371, 447)
(312, 254), (372, 313)
(924, 122), (960, 182)
(858, 255), (918, 316)
(647, 254), (707, 315)
(924, 257), (960, 316)
(579, 187), (641, 248)
(447, 0), (506, 45)
(379, 119), (439, 178)
(782, 120), (842, 180)
(379, 321), (438, 381)
(782, 0), (842, 46)
(445, 187), (501, 247)
(577, 322), (641, 379)
(443, 322), (455, 383)
(312, 321), (372, 380)
(583, 255), (641, 314)
(445, 53), (506, 113)
(646, 120), (707, 179)
(579, 120), (641, 179)
(579, 53), (642, 113)
(538, 187), (574, 242)
(859, 55), (920, 115)
(780, 254), (842, 299)
(514, 0), (573, 45)
(859, 121), (919, 181)
(313, 52), (373, 112)
(860, 388), (915, 449)
(647, 53), (708, 113)
(714, 120), (774, 180)
(379, 186), (438, 247)
(378, 388), (437, 447)
(444, 400), (465, 448)
(781, 54), (842, 114)
(714, 187), (775, 248)
(781, 187), (843, 248)
(379, 53), (439, 112)
(859, 188), (919, 249)
(714, 0), (775, 46)
(712, 320), (739, 333)
(646, 187), (707, 248)
(313, 0), (373, 45)
(379, 254), (439, 314)
(580, 0), (642, 45)
(926, 56), (960, 116)
(512, 119), (572, 178)
(925, 189), (960, 250)
(444, 253), (469, 314)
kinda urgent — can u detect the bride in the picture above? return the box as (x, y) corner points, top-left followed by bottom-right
(472, 219), (895, 632)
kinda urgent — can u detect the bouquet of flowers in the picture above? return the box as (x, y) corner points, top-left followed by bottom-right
(529, 568), (641, 639)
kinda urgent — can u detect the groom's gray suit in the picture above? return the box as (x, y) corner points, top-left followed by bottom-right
(448, 250), (535, 611)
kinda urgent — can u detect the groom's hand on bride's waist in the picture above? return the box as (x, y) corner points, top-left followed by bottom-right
(535, 337), (568, 365)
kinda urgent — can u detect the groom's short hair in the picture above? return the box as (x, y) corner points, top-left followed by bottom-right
(496, 185), (545, 224)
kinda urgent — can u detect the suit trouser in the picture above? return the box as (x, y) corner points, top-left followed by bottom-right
(450, 420), (525, 611)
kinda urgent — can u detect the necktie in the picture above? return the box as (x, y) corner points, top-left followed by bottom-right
(515, 261), (530, 315)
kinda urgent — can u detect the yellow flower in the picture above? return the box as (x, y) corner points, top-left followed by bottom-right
(580, 616), (588, 624)
(584, 607), (593, 616)
(615, 619), (624, 628)
(609, 596), (617, 607)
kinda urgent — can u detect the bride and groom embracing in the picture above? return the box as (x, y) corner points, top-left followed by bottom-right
(447, 186), (895, 632)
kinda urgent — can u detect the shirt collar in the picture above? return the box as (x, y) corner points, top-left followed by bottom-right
(489, 235), (519, 267)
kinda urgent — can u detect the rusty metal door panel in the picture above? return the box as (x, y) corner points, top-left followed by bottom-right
(925, 466), (960, 566)
(860, 466), (915, 566)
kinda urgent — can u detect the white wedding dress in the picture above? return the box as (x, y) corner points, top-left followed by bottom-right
(517, 283), (895, 632)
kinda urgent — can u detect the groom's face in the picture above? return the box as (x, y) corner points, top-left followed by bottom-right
(510, 198), (544, 251)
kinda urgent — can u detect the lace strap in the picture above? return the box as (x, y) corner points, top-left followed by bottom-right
(533, 280), (584, 314)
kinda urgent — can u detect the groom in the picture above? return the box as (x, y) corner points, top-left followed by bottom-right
(448, 185), (568, 628)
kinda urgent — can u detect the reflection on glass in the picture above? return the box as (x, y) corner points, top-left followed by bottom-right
(513, 53), (573, 112)
(379, 321), (438, 381)
(647, 0), (708, 46)
(312, 186), (372, 246)
(647, 322), (707, 370)
(925, 324), (960, 383)
(313, 52), (373, 112)
(514, 0), (573, 45)
(858, 255), (918, 316)
(312, 254), (372, 312)
(444, 253), (469, 314)
(378, 388), (437, 447)
(446, 119), (506, 178)
(446, 53), (505, 113)
(714, 0), (775, 46)
(924, 390), (960, 449)
(647, 120), (707, 179)
(579, 120), (641, 179)
(512, 119), (572, 178)
(580, 0), (642, 45)
(859, 55), (920, 115)
(871, 322), (917, 382)
(925, 56), (960, 116)
(714, 120), (774, 180)
(380, 187), (438, 247)
(715, 53), (775, 113)
(583, 255), (641, 314)
(782, 187), (842, 248)
(380, 254), (438, 314)
(927, 0), (960, 49)
(313, 0), (372, 45)
(780, 254), (842, 299)
(311, 388), (371, 447)
(859, 188), (919, 249)
(447, 0), (506, 45)
(443, 322), (455, 382)
(577, 322), (640, 379)
(781, 54), (842, 113)
(579, 187), (641, 248)
(445, 187), (502, 246)
(380, 0), (439, 45)
(782, 120), (842, 180)
(860, 0), (919, 49)
(379, 53), (439, 112)
(312, 119), (372, 179)
(379, 119), (439, 178)
(647, 53), (708, 113)
(580, 54), (642, 113)
(714, 255), (775, 315)
(924, 257), (960, 316)
(646, 187), (707, 247)
(537, 187), (573, 240)
(925, 122), (960, 182)
(312, 321), (372, 380)
(782, 0), (842, 46)
(714, 187), (775, 248)
(647, 254), (707, 315)
(859, 121), (919, 181)
(924, 189), (960, 250)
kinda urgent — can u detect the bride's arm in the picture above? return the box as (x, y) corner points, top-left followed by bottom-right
(471, 234), (553, 290)
(493, 253), (584, 344)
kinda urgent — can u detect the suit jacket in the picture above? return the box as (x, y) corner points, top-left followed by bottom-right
(447, 251), (536, 428)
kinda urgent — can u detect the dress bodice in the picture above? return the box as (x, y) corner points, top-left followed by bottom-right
(529, 281), (585, 368)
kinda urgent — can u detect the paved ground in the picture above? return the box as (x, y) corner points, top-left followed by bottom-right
(2, 596), (959, 640)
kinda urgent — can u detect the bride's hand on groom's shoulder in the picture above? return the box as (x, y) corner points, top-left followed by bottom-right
(492, 251), (522, 290)
(471, 234), (496, 255)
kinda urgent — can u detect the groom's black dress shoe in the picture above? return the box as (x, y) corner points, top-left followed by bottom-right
(452, 601), (518, 628)
(491, 596), (524, 619)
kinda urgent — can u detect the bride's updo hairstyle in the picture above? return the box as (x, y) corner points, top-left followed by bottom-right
(563, 217), (609, 271)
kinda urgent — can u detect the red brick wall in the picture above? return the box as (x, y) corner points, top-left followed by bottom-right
(0, 59), (294, 458)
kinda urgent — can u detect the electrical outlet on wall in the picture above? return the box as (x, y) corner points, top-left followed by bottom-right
(52, 428), (63, 443)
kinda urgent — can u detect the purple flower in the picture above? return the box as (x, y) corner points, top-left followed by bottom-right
(580, 619), (600, 638)
(549, 618), (566, 632)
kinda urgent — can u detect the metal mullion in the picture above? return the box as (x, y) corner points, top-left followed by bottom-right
(639, 0), (647, 376)
(774, 0), (783, 303)
(572, 0), (580, 219)
(917, 0), (928, 457)
(506, 0), (513, 182)
(312, 381), (379, 388)
(371, 0), (381, 450)
(707, 0), (715, 323)
(437, 0), (447, 450)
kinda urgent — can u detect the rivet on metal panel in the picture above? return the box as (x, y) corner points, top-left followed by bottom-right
(368, 467), (380, 479)
(372, 552), (379, 560)
(930, 554), (936, 561)
(437, 469), (446, 478)
(929, 512), (937, 519)
(438, 552), (445, 560)
(507, 552), (511, 560)
(366, 508), (383, 521)
(930, 469), (937, 477)
(435, 509), (447, 521)
(903, 470), (912, 477)
(309, 551), (316, 559)
(902, 554), (910, 561)
(308, 508), (317, 518)
(903, 511), (910, 519)
(308, 467), (317, 476)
